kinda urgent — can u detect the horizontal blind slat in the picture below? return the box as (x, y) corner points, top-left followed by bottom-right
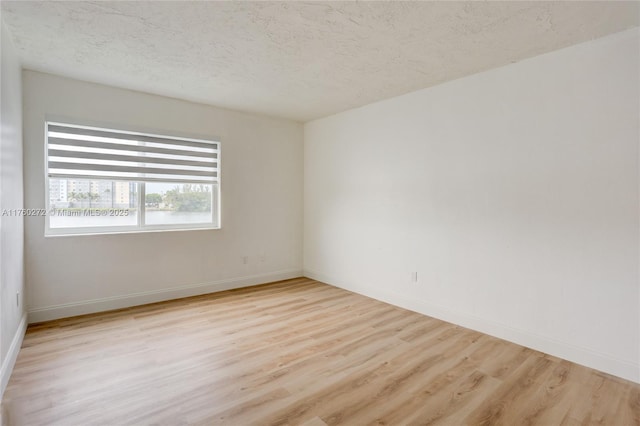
(49, 173), (216, 185)
(48, 137), (217, 159)
(49, 162), (217, 178)
(48, 149), (217, 169)
(48, 124), (218, 150)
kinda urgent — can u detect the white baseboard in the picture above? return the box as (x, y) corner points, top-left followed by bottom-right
(28, 269), (303, 323)
(304, 269), (640, 384)
(1, 313), (27, 400)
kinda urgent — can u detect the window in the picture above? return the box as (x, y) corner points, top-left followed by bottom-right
(45, 122), (220, 235)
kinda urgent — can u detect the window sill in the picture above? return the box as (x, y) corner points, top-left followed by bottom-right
(44, 226), (221, 237)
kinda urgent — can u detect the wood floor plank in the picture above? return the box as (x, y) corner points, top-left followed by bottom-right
(2, 278), (639, 426)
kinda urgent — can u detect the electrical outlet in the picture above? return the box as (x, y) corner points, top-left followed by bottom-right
(16, 291), (20, 307)
(411, 272), (418, 282)
(242, 256), (249, 264)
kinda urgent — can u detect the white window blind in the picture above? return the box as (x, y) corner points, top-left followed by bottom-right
(46, 122), (218, 184)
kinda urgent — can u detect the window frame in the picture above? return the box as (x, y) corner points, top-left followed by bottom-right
(44, 119), (221, 237)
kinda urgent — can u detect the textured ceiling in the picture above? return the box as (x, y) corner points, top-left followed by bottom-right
(1, 1), (639, 122)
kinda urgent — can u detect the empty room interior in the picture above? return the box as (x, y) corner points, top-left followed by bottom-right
(1, 1), (639, 425)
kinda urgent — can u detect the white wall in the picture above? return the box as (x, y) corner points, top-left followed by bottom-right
(1, 21), (26, 397)
(23, 71), (303, 322)
(304, 28), (640, 383)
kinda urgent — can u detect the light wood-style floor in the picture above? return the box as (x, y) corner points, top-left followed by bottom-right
(2, 278), (639, 425)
